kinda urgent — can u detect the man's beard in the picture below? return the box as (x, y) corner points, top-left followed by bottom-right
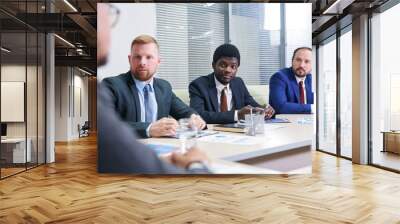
(295, 68), (306, 77)
(133, 68), (156, 81)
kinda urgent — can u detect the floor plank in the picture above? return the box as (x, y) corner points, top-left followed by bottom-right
(1, 134), (400, 223)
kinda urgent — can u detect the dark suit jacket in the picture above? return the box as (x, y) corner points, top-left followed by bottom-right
(97, 84), (208, 174)
(189, 73), (260, 124)
(102, 71), (196, 138)
(269, 67), (314, 114)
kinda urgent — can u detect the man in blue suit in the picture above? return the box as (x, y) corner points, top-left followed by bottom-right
(269, 47), (314, 114)
(189, 44), (275, 124)
(102, 35), (206, 138)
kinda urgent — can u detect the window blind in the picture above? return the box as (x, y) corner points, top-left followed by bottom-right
(156, 3), (225, 89)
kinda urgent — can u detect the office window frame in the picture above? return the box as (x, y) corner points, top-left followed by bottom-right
(339, 24), (353, 159)
(0, 1), (47, 180)
(368, 0), (400, 173)
(315, 24), (353, 161)
(315, 0), (400, 173)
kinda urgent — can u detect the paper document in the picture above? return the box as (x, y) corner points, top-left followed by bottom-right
(297, 117), (313, 125)
(209, 161), (280, 174)
(146, 144), (176, 155)
(197, 133), (260, 145)
(196, 130), (219, 138)
(172, 130), (219, 139)
(265, 118), (290, 123)
(264, 124), (284, 131)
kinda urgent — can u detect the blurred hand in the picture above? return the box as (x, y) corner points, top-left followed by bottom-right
(253, 107), (265, 115)
(238, 106), (265, 120)
(170, 147), (209, 168)
(149, 117), (179, 137)
(189, 114), (206, 130)
(238, 105), (253, 120)
(264, 105), (275, 119)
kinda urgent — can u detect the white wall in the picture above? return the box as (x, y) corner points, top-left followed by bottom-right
(72, 74), (89, 138)
(55, 67), (68, 141)
(1, 65), (32, 138)
(1, 64), (46, 164)
(55, 67), (89, 141)
(97, 3), (157, 81)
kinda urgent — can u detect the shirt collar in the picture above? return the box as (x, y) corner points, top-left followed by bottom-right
(295, 75), (306, 84)
(214, 74), (230, 92)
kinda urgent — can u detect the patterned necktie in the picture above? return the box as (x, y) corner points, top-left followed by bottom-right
(143, 84), (154, 123)
(299, 81), (305, 104)
(220, 87), (228, 112)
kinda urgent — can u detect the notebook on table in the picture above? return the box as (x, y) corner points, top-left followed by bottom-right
(212, 123), (246, 133)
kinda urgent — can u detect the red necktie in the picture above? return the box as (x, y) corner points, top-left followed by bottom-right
(220, 87), (228, 112)
(299, 81), (305, 104)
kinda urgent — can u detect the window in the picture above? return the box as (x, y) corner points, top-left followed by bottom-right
(317, 36), (337, 155)
(100, 3), (312, 89)
(285, 4), (312, 67)
(371, 3), (400, 171)
(340, 27), (352, 158)
(156, 3), (225, 88)
(0, 0), (46, 179)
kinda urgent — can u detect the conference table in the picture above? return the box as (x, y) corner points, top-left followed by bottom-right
(141, 114), (314, 174)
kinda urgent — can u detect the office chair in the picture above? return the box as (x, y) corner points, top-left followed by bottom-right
(79, 121), (90, 138)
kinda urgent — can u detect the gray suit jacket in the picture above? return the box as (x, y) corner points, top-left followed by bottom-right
(97, 84), (208, 174)
(102, 71), (196, 138)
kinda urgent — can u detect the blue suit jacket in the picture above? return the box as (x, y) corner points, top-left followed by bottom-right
(269, 67), (313, 114)
(102, 71), (196, 138)
(189, 73), (260, 124)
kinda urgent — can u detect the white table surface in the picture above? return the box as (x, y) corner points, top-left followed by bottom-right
(141, 114), (314, 174)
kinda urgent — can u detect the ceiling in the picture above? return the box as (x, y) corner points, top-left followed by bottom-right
(0, 0), (97, 74)
(0, 0), (392, 76)
(310, 0), (389, 44)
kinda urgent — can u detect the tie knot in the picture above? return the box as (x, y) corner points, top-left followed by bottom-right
(299, 80), (303, 86)
(143, 84), (151, 92)
(221, 87), (227, 94)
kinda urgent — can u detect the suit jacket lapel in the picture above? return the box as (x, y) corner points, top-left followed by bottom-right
(127, 73), (141, 121)
(230, 79), (240, 109)
(153, 79), (163, 119)
(208, 73), (219, 112)
(289, 69), (300, 103)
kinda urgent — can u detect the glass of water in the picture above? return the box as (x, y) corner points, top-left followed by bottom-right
(176, 118), (197, 153)
(244, 108), (265, 136)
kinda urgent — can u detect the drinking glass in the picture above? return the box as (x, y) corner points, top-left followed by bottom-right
(244, 108), (264, 136)
(176, 118), (197, 153)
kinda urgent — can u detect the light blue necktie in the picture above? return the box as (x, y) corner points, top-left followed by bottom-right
(143, 84), (154, 123)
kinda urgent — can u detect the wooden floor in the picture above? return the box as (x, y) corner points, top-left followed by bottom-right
(1, 167), (26, 177)
(1, 135), (400, 223)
